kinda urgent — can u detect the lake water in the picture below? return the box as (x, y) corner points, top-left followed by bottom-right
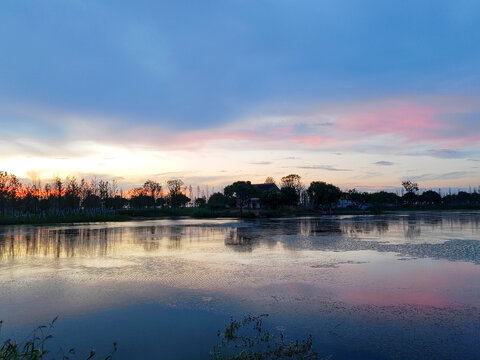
(1, 212), (479, 359)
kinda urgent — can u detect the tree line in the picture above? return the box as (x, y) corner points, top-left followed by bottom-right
(211, 176), (480, 212)
(0, 171), (479, 217)
(0, 172), (190, 216)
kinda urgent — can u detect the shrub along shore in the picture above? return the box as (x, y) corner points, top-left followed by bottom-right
(1, 205), (479, 226)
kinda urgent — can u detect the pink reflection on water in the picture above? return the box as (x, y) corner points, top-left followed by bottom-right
(335, 257), (480, 307)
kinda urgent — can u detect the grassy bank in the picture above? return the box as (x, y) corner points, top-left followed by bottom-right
(0, 205), (478, 226)
(119, 207), (323, 219)
(0, 213), (131, 226)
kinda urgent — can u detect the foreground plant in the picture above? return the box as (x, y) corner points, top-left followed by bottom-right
(2, 314), (326, 359)
(211, 314), (323, 360)
(0, 317), (116, 360)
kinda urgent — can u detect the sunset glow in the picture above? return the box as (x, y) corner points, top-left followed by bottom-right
(1, 1), (479, 190)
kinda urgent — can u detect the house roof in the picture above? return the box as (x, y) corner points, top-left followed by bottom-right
(252, 183), (280, 192)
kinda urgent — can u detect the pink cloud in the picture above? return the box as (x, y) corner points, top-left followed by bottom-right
(271, 125), (295, 136)
(45, 96), (473, 154)
(290, 135), (332, 145)
(335, 98), (480, 147)
(337, 101), (439, 140)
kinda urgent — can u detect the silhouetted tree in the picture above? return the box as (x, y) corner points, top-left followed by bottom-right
(370, 191), (400, 207)
(402, 180), (419, 206)
(281, 174), (302, 191)
(82, 194), (101, 209)
(1, 169), (476, 219)
(195, 197), (206, 207)
(98, 180), (110, 208)
(65, 176), (81, 209)
(421, 190), (441, 206)
(105, 195), (128, 210)
(264, 177), (275, 184)
(0, 171), (20, 214)
(279, 187), (298, 206)
(167, 179), (184, 196)
(167, 179), (185, 208)
(307, 181), (342, 211)
(130, 194), (154, 209)
(21, 183), (40, 214)
(52, 177), (63, 210)
(402, 181), (419, 193)
(224, 181), (258, 213)
(208, 192), (227, 210)
(155, 197), (166, 207)
(143, 180), (162, 202)
(260, 190), (283, 209)
(344, 188), (369, 207)
(280, 174), (302, 206)
(171, 193), (190, 208)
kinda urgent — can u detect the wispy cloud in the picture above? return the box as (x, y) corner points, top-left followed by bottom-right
(373, 161), (394, 166)
(298, 165), (351, 172)
(249, 161), (272, 165)
(1, 96), (479, 188)
(409, 171), (473, 181)
(403, 148), (472, 159)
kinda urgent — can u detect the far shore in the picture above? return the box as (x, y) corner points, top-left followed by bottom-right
(1, 206), (479, 226)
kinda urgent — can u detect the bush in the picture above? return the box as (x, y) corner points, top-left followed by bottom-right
(212, 314), (321, 360)
(2, 315), (324, 360)
(0, 318), (116, 360)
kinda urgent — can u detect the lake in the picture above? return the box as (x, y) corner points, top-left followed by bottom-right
(1, 212), (479, 359)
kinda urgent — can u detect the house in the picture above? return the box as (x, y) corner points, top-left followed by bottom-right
(248, 183), (280, 209)
(337, 199), (369, 211)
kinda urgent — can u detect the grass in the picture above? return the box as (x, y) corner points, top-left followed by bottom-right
(0, 214), (130, 226)
(1, 315), (324, 360)
(212, 314), (322, 360)
(120, 207), (322, 219)
(0, 317), (116, 360)
(2, 204), (478, 226)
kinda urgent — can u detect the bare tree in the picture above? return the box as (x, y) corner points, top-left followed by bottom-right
(167, 179), (184, 197)
(264, 177), (275, 184)
(402, 180), (419, 194)
(143, 180), (162, 200)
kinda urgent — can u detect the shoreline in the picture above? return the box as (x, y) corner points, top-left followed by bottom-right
(0, 206), (479, 226)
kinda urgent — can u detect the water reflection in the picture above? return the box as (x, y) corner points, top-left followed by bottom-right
(1, 212), (479, 263)
(1, 213), (480, 360)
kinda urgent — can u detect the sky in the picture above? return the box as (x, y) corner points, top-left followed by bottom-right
(1, 0), (480, 190)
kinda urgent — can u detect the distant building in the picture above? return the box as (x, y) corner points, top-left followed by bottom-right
(253, 183), (280, 192)
(337, 199), (354, 208)
(337, 199), (369, 210)
(248, 183), (280, 209)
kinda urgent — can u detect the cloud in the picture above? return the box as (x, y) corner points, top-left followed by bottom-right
(403, 149), (472, 159)
(249, 161), (272, 165)
(425, 149), (470, 159)
(373, 161), (393, 166)
(4, 0), (480, 131)
(436, 112), (480, 138)
(1, 95), (479, 188)
(289, 135), (332, 146)
(2, 96), (479, 157)
(298, 165), (351, 172)
(336, 100), (438, 140)
(408, 171), (474, 181)
(335, 98), (480, 147)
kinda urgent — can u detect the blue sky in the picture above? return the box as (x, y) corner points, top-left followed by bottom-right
(1, 0), (479, 189)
